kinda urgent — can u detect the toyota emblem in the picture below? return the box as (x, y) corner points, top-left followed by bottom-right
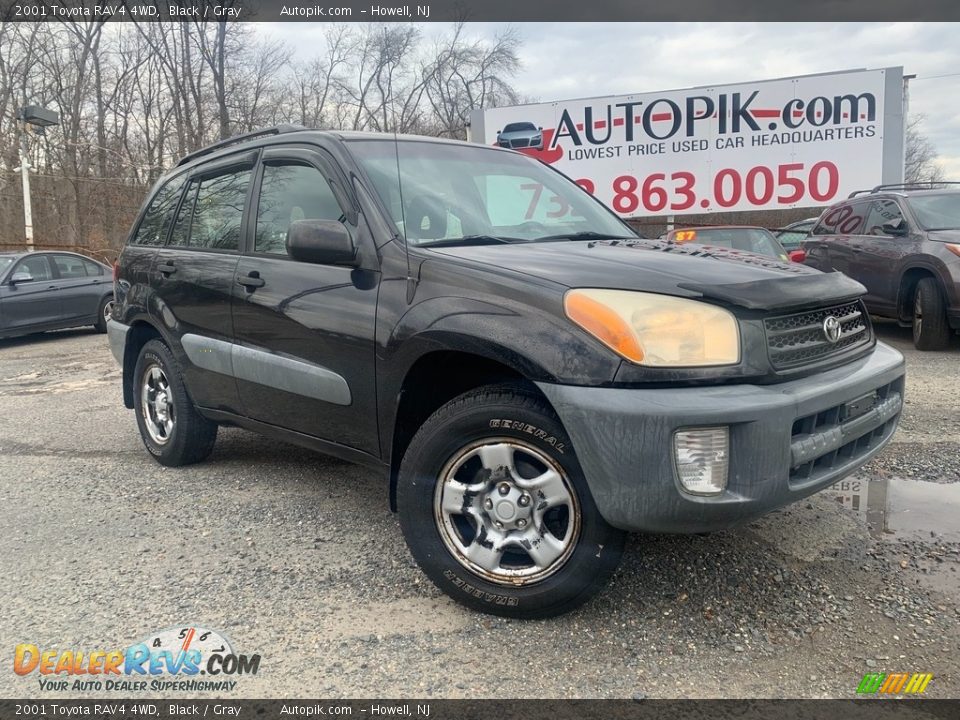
(823, 315), (842, 343)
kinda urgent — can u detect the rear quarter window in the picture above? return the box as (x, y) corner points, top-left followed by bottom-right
(130, 175), (186, 246)
(813, 201), (869, 236)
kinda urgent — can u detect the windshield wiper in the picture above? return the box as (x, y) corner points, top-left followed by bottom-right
(419, 235), (527, 247)
(531, 231), (637, 242)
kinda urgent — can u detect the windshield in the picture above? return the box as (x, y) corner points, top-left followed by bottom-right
(0, 257), (14, 277)
(348, 139), (635, 246)
(674, 228), (787, 260)
(503, 122), (536, 133)
(907, 193), (960, 230)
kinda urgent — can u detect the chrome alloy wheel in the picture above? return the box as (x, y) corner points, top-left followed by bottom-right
(433, 439), (581, 585)
(141, 364), (175, 445)
(103, 299), (114, 325)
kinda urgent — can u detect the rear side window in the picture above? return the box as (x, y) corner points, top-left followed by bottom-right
(83, 259), (104, 276)
(131, 175), (185, 246)
(169, 169), (251, 251)
(51, 255), (90, 278)
(813, 201), (869, 236)
(255, 163), (345, 255)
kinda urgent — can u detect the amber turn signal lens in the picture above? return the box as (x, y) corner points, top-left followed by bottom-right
(946, 244), (960, 258)
(564, 290), (645, 362)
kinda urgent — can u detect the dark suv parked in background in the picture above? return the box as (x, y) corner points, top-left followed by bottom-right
(804, 183), (960, 349)
(109, 126), (904, 618)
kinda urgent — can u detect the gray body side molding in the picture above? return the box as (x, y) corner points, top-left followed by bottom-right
(181, 333), (351, 406)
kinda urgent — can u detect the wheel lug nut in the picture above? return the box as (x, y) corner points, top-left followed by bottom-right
(483, 498), (493, 510)
(518, 494), (531, 507)
(494, 521), (504, 529)
(517, 518), (527, 528)
(497, 482), (511, 496)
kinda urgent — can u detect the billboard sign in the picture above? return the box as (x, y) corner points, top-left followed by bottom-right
(469, 68), (905, 218)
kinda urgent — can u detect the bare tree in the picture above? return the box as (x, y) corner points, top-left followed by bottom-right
(0, 21), (523, 252)
(423, 23), (520, 138)
(342, 25), (427, 132)
(230, 36), (292, 132)
(904, 115), (945, 184)
(290, 26), (355, 128)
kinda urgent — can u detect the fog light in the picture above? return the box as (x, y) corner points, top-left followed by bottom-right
(674, 427), (729, 495)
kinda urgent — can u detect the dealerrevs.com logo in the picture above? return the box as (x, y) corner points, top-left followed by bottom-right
(14, 626), (261, 693)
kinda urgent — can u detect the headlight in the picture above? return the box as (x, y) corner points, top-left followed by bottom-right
(564, 289), (739, 367)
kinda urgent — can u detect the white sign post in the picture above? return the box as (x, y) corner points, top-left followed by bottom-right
(470, 68), (905, 218)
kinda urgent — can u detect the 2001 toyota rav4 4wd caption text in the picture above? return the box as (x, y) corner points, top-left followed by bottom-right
(109, 126), (905, 618)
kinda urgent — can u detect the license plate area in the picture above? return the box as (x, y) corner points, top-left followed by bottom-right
(842, 391), (877, 422)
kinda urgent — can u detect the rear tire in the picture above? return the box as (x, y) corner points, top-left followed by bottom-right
(397, 384), (625, 618)
(94, 295), (114, 333)
(912, 277), (950, 350)
(133, 339), (217, 467)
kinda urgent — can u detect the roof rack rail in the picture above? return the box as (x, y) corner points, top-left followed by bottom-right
(176, 125), (307, 167)
(872, 181), (960, 191)
(847, 181), (960, 198)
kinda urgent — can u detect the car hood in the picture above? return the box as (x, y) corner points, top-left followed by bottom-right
(428, 238), (866, 312)
(499, 129), (539, 139)
(927, 229), (960, 243)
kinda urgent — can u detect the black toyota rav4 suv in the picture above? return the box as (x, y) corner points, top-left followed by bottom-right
(110, 126), (905, 618)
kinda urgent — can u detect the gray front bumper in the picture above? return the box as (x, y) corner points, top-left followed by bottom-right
(106, 319), (129, 366)
(537, 342), (905, 533)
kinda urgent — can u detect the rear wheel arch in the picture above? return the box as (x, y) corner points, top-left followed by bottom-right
(122, 320), (164, 409)
(387, 349), (558, 512)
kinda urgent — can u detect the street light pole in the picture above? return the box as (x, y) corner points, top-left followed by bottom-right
(19, 125), (35, 252)
(15, 105), (59, 252)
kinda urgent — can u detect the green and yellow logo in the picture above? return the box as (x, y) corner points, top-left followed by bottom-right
(857, 672), (933, 695)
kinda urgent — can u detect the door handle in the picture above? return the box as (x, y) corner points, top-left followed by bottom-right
(236, 272), (265, 290)
(157, 263), (177, 275)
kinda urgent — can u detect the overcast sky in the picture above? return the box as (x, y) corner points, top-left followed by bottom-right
(263, 22), (960, 177)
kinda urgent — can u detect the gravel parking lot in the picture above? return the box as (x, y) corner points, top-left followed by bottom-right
(1, 323), (958, 699)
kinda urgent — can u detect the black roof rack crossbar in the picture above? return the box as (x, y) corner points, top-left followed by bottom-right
(175, 125), (307, 167)
(849, 181), (960, 197)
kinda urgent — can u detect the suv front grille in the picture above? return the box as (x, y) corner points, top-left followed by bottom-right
(764, 300), (871, 370)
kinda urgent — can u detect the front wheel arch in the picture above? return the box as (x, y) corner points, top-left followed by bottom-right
(387, 350), (555, 512)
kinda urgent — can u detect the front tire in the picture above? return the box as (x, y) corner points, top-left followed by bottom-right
(912, 277), (950, 350)
(397, 385), (625, 618)
(133, 339), (217, 467)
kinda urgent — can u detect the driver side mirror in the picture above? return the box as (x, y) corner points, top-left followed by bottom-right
(287, 219), (357, 266)
(881, 221), (908, 237)
(9, 271), (33, 285)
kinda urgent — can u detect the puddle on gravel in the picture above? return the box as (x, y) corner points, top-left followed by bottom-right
(826, 476), (960, 543)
